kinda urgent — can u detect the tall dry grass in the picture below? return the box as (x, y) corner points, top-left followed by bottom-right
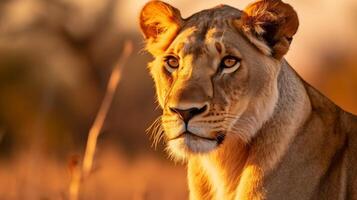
(69, 41), (133, 200)
(0, 148), (187, 200)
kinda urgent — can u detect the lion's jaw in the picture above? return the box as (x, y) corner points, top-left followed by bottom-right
(163, 82), (279, 161)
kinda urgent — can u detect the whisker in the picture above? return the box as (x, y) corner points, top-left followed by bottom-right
(162, 119), (178, 123)
(152, 120), (162, 141)
(146, 116), (165, 149)
(146, 117), (160, 135)
(193, 120), (225, 124)
(155, 129), (165, 148)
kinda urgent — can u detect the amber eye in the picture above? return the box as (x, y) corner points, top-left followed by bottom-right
(221, 56), (239, 68)
(220, 56), (241, 74)
(164, 56), (179, 73)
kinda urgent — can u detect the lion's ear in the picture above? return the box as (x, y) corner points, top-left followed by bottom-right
(139, 1), (183, 55)
(240, 0), (299, 59)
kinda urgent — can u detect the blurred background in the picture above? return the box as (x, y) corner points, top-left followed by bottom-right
(0, 0), (356, 199)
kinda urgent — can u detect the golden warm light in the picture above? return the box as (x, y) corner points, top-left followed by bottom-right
(0, 0), (356, 199)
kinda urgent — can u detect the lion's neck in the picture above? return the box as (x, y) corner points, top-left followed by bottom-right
(191, 61), (312, 198)
(248, 60), (312, 169)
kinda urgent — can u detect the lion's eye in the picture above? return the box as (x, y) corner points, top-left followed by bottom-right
(220, 56), (241, 74)
(164, 56), (179, 73)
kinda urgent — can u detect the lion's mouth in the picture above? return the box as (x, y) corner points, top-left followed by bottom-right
(168, 131), (225, 144)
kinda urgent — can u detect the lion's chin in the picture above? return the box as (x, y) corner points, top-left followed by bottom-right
(166, 133), (218, 161)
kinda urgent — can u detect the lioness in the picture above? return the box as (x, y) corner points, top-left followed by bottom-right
(139, 0), (357, 199)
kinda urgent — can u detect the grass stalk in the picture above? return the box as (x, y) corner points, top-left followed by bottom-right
(69, 41), (133, 200)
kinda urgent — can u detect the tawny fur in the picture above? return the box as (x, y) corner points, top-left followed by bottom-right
(139, 0), (357, 199)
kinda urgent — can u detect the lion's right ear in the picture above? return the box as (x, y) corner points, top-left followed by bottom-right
(139, 1), (183, 55)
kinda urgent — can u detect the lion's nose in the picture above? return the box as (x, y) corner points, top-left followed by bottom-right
(169, 105), (207, 123)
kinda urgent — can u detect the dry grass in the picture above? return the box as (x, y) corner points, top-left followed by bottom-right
(69, 40), (133, 200)
(0, 39), (189, 200)
(0, 148), (187, 200)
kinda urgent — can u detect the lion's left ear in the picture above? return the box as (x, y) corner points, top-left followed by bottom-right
(238, 0), (299, 59)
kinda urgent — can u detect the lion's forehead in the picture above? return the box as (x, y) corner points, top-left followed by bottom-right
(169, 6), (243, 58)
(169, 29), (226, 58)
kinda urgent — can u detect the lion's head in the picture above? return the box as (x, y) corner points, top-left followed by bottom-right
(139, 0), (299, 160)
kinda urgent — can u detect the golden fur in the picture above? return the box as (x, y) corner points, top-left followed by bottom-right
(139, 0), (357, 199)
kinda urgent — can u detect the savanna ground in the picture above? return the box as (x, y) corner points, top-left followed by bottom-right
(0, 0), (356, 199)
